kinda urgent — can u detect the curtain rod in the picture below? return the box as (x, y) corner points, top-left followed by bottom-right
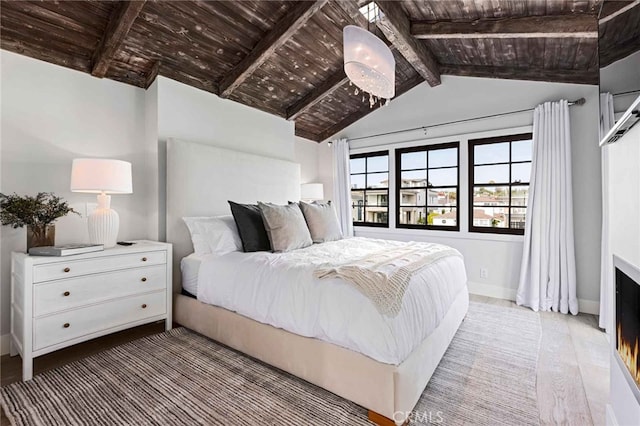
(613, 89), (640, 97)
(347, 97), (586, 142)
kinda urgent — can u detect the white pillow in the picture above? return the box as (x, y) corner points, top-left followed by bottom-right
(182, 216), (242, 256)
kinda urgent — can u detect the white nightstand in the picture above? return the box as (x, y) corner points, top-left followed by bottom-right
(10, 240), (172, 381)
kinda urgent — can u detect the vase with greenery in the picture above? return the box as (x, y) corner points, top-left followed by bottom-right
(0, 192), (79, 250)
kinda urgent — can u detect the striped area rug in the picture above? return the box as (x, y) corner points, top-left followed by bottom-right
(1, 302), (541, 425)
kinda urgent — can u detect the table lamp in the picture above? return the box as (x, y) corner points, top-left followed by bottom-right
(300, 183), (324, 201)
(70, 159), (132, 248)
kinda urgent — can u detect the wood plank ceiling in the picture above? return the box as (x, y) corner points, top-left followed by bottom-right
(1, 1), (636, 142)
(599, 0), (640, 67)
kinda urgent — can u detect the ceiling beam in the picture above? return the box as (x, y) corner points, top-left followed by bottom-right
(374, 1), (441, 87)
(333, 0), (370, 28)
(287, 70), (349, 120)
(599, 37), (640, 67)
(2, 37), (91, 74)
(144, 61), (160, 89)
(294, 127), (322, 142)
(411, 15), (598, 39)
(92, 0), (146, 78)
(160, 65), (220, 95)
(219, 0), (328, 98)
(599, 0), (640, 24)
(317, 74), (423, 142)
(440, 64), (599, 85)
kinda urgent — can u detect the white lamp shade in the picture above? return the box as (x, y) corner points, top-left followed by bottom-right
(343, 25), (395, 99)
(301, 183), (324, 201)
(70, 159), (133, 194)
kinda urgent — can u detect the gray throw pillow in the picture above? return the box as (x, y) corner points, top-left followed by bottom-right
(258, 202), (313, 252)
(299, 201), (343, 243)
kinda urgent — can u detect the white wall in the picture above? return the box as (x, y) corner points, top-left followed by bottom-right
(601, 49), (640, 277)
(609, 124), (640, 268)
(157, 77), (294, 161)
(320, 75), (601, 309)
(317, 140), (334, 203)
(294, 136), (319, 184)
(603, 54), (640, 426)
(607, 124), (640, 426)
(144, 80), (159, 240)
(294, 137), (335, 204)
(600, 50), (640, 114)
(0, 50), (152, 339)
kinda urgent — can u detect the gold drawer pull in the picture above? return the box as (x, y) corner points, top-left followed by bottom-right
(141, 304), (147, 309)
(141, 277), (147, 282)
(141, 257), (147, 262)
(63, 267), (71, 273)
(63, 323), (70, 328)
(63, 291), (70, 297)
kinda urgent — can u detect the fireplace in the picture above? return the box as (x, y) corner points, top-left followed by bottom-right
(615, 255), (640, 404)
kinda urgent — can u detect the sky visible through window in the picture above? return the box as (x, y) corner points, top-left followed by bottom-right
(358, 2), (381, 23)
(474, 140), (532, 184)
(400, 148), (457, 186)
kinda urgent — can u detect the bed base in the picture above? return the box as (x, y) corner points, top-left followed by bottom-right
(173, 287), (468, 425)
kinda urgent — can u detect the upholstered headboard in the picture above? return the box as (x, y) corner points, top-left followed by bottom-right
(165, 138), (301, 292)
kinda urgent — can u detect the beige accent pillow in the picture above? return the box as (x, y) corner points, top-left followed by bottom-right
(258, 202), (313, 252)
(299, 201), (343, 243)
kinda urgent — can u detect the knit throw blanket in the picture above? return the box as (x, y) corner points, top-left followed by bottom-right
(314, 242), (461, 317)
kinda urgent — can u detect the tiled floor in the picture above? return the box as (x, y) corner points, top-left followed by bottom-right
(1, 297), (610, 426)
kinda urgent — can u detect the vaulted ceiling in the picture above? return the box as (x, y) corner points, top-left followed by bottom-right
(1, 1), (638, 142)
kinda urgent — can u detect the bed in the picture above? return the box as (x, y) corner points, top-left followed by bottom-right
(167, 139), (469, 425)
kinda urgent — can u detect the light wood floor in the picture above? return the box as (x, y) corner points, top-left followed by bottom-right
(469, 295), (610, 426)
(1, 296), (609, 426)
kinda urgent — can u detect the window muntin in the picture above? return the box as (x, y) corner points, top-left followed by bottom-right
(469, 134), (532, 234)
(396, 142), (459, 230)
(350, 152), (389, 227)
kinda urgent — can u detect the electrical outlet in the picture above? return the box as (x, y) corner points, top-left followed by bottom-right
(480, 268), (488, 279)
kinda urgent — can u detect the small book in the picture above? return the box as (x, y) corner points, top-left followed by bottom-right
(28, 244), (104, 257)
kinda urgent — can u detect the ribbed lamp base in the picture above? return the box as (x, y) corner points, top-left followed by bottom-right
(87, 194), (119, 248)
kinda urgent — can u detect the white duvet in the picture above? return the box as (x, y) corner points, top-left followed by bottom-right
(197, 237), (467, 365)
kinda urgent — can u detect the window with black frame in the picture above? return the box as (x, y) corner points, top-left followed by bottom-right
(349, 151), (389, 227)
(469, 133), (533, 235)
(396, 142), (459, 230)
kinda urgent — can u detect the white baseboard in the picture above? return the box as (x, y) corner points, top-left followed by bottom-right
(467, 281), (600, 316)
(1, 333), (10, 356)
(578, 298), (600, 315)
(467, 280), (517, 301)
(606, 404), (618, 426)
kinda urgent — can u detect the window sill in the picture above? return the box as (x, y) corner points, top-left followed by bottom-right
(352, 222), (389, 228)
(353, 226), (525, 243)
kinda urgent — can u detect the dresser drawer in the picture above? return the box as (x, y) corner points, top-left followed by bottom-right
(34, 265), (167, 317)
(33, 251), (166, 283)
(34, 291), (166, 351)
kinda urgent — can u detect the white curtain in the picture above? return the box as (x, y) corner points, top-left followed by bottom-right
(517, 100), (579, 314)
(599, 93), (615, 331)
(332, 138), (354, 237)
